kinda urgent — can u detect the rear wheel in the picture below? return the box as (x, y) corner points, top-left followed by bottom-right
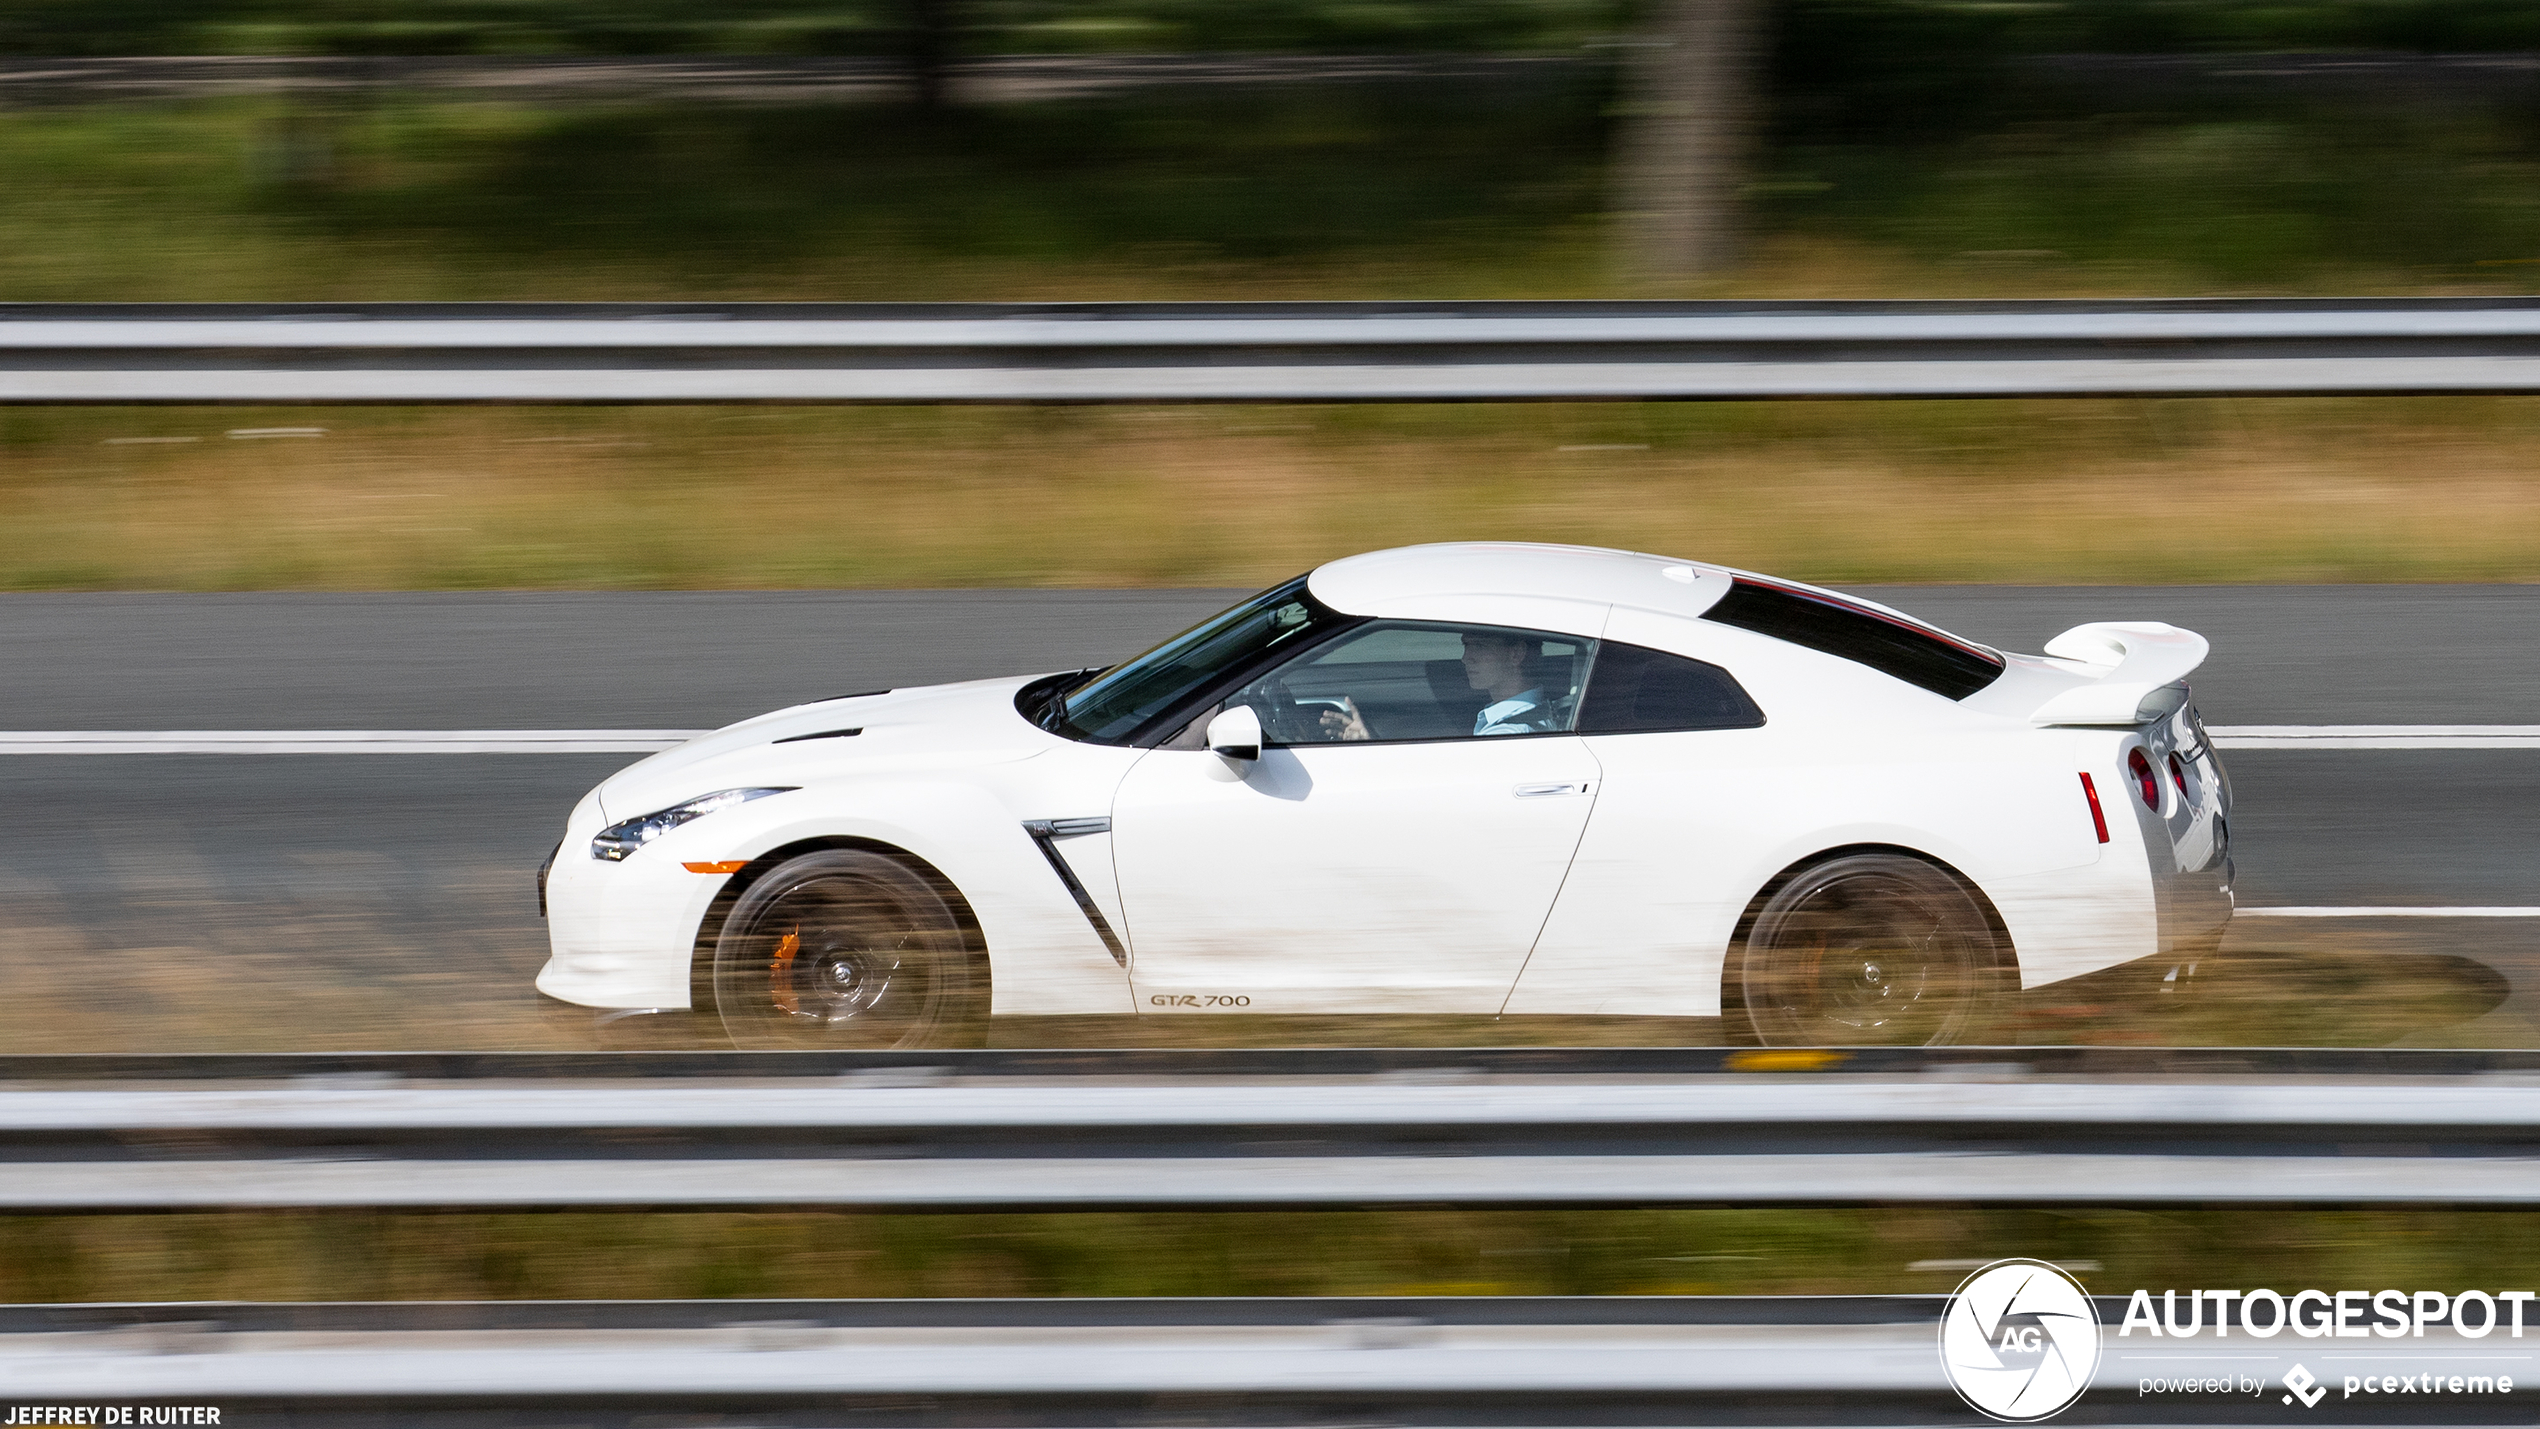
(710, 849), (986, 1050)
(1733, 853), (2003, 1047)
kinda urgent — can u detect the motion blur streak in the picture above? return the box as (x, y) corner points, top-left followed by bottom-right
(2211, 726), (2540, 749)
(0, 731), (705, 754)
(2240, 907), (2540, 918)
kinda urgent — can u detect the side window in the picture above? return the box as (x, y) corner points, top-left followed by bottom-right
(1236, 623), (1592, 745)
(1576, 642), (1764, 734)
(1699, 578), (2002, 700)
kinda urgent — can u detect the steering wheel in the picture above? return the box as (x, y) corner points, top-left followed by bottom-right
(1241, 678), (1313, 745)
(1244, 678), (1379, 744)
(1318, 695), (1380, 742)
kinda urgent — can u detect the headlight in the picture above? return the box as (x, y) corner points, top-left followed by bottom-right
(590, 787), (796, 862)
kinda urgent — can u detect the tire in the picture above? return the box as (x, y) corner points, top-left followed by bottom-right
(709, 849), (987, 1050)
(1732, 853), (2004, 1047)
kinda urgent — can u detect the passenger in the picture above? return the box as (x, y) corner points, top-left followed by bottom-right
(1461, 631), (1555, 735)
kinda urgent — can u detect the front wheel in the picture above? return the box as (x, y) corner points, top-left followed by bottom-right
(710, 849), (987, 1050)
(1732, 854), (2003, 1047)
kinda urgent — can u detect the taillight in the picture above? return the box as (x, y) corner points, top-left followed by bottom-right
(2127, 748), (2159, 809)
(2078, 772), (2110, 844)
(2168, 752), (2190, 799)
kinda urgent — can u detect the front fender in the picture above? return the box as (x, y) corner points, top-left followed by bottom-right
(541, 778), (1132, 1016)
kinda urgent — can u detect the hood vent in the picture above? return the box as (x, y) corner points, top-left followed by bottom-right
(773, 727), (864, 744)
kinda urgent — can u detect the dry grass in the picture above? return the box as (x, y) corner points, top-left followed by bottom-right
(0, 866), (2509, 1053)
(8, 396), (2540, 589)
(7, 1204), (2539, 1303)
(0, 880), (570, 1054)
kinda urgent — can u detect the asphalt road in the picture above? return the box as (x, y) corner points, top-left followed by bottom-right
(0, 586), (2530, 1051)
(5, 584), (2532, 728)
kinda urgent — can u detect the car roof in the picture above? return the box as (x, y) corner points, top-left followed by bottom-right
(1307, 542), (1975, 645)
(1308, 542), (1738, 621)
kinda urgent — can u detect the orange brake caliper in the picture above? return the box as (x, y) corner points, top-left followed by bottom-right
(770, 926), (801, 1016)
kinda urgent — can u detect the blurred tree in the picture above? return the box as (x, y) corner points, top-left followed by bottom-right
(905, 0), (958, 109)
(1613, 0), (1765, 282)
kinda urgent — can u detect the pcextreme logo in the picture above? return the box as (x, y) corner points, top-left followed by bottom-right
(1938, 1259), (2104, 1421)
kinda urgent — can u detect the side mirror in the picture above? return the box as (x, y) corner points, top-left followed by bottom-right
(1204, 704), (1262, 762)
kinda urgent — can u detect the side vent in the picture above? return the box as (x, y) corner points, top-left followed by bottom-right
(1021, 818), (1127, 966)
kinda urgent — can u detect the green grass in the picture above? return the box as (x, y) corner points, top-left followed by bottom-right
(8, 76), (2540, 303)
(7, 1206), (2538, 1302)
(1773, 109), (2540, 289)
(0, 85), (1615, 302)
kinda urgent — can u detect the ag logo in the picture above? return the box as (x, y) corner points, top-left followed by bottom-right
(1938, 1259), (2103, 1421)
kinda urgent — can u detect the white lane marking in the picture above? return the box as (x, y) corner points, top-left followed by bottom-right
(2238, 907), (2540, 918)
(0, 724), (2527, 754)
(2211, 725), (2540, 749)
(0, 731), (709, 754)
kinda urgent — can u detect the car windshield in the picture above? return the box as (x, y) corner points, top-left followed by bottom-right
(1042, 576), (1341, 743)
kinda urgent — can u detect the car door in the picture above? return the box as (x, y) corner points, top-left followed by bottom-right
(1502, 625), (1779, 1018)
(1109, 620), (1603, 1014)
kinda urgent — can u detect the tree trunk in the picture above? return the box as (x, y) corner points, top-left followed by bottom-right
(905, 0), (956, 111)
(1613, 0), (1767, 283)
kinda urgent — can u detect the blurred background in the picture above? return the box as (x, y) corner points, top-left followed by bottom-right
(3, 0), (2539, 1310)
(5, 0), (2540, 590)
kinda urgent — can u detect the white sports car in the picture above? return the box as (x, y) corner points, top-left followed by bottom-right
(537, 543), (2232, 1048)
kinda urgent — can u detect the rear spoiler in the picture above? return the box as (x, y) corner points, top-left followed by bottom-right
(2029, 621), (2209, 727)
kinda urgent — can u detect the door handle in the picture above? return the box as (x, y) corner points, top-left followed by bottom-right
(1513, 781), (1592, 798)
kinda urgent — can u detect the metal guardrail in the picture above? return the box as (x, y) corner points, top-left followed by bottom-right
(15, 298), (2540, 402)
(0, 1295), (1960, 1411)
(6, 1049), (2538, 1211)
(0, 1294), (2515, 1423)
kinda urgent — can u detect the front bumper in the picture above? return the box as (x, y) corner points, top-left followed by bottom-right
(537, 836), (722, 1010)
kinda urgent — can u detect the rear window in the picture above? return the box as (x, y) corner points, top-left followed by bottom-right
(1701, 579), (2003, 700)
(1577, 643), (1764, 733)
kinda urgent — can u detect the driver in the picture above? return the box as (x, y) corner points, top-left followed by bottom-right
(1316, 695), (1372, 741)
(1461, 630), (1556, 735)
